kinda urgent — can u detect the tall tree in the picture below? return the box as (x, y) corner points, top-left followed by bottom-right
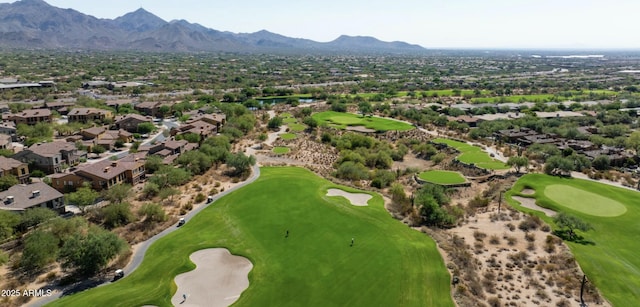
(60, 226), (127, 275)
(553, 212), (593, 240)
(507, 156), (529, 173)
(67, 185), (99, 212)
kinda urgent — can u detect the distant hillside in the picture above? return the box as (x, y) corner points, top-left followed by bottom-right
(0, 0), (427, 54)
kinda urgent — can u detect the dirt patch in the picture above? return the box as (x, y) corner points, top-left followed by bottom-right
(431, 204), (608, 307)
(326, 189), (371, 206)
(513, 196), (557, 217)
(172, 248), (252, 307)
(521, 189), (535, 195)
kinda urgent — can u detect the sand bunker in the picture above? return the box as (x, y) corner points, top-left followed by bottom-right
(520, 188), (535, 195)
(172, 248), (253, 307)
(512, 196), (557, 217)
(327, 189), (372, 206)
(346, 126), (376, 133)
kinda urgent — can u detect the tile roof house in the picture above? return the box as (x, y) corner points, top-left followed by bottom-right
(114, 114), (153, 133)
(138, 139), (188, 157)
(134, 101), (167, 117)
(0, 156), (29, 183)
(7, 109), (52, 125)
(185, 113), (226, 131)
(72, 156), (145, 191)
(0, 121), (17, 139)
(0, 134), (12, 151)
(170, 120), (217, 139)
(0, 182), (65, 213)
(68, 108), (113, 124)
(80, 126), (134, 150)
(12, 141), (86, 174)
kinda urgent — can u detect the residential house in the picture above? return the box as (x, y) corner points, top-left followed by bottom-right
(0, 156), (29, 183)
(171, 120), (217, 139)
(12, 141), (86, 174)
(447, 115), (482, 128)
(494, 128), (538, 144)
(0, 182), (65, 213)
(583, 148), (635, 167)
(80, 126), (133, 150)
(49, 172), (86, 193)
(73, 156), (145, 191)
(0, 121), (17, 140)
(185, 113), (226, 131)
(7, 109), (52, 125)
(134, 101), (165, 117)
(0, 134), (12, 151)
(114, 114), (153, 133)
(43, 102), (75, 115)
(68, 108), (113, 124)
(138, 139), (188, 157)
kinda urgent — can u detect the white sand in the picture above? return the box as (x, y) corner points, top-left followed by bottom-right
(327, 189), (372, 206)
(512, 196), (557, 217)
(172, 248), (253, 307)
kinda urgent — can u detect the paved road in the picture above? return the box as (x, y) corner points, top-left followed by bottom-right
(27, 164), (261, 307)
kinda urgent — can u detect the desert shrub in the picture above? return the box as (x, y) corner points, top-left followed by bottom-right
(0, 251), (8, 266)
(518, 215), (542, 232)
(541, 224), (551, 232)
(506, 223), (516, 231)
(183, 202), (193, 211)
(473, 230), (487, 241)
(195, 193), (206, 203)
(506, 236), (517, 246)
(487, 296), (501, 307)
(100, 203), (135, 229)
(489, 235), (500, 245)
(468, 195), (490, 209)
(525, 233), (536, 242)
(527, 242), (536, 251)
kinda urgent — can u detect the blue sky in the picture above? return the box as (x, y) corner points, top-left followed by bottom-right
(9, 0), (640, 49)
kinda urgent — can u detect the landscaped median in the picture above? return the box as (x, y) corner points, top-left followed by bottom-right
(47, 167), (453, 307)
(431, 138), (509, 170)
(312, 111), (415, 132)
(508, 174), (640, 305)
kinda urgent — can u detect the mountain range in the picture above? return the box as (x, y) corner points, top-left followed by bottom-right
(0, 0), (426, 54)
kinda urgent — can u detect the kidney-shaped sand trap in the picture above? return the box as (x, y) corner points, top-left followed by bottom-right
(172, 248), (253, 307)
(326, 188), (372, 206)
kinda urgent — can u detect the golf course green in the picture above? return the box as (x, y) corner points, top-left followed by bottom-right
(544, 184), (627, 217)
(280, 133), (297, 140)
(418, 170), (466, 185)
(432, 138), (509, 170)
(48, 167), (452, 307)
(312, 111), (414, 132)
(508, 174), (640, 305)
(273, 146), (290, 154)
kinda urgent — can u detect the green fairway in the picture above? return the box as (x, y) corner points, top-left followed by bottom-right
(273, 147), (290, 154)
(418, 170), (466, 185)
(280, 133), (297, 140)
(288, 123), (306, 132)
(544, 184), (627, 217)
(431, 138), (509, 170)
(282, 117), (298, 124)
(471, 90), (617, 103)
(47, 167), (453, 307)
(508, 174), (640, 306)
(312, 111), (414, 132)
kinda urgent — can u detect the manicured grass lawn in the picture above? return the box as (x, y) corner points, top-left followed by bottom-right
(273, 147), (290, 154)
(280, 133), (297, 140)
(544, 184), (626, 217)
(508, 174), (640, 305)
(418, 170), (466, 185)
(283, 117), (297, 124)
(471, 90), (617, 103)
(281, 112), (294, 118)
(288, 123), (306, 132)
(48, 167), (453, 307)
(312, 111), (414, 132)
(431, 138), (509, 170)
